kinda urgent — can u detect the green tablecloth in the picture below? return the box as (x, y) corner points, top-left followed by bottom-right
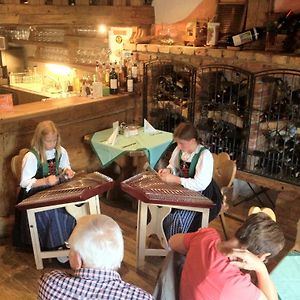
(91, 127), (173, 168)
(271, 251), (300, 300)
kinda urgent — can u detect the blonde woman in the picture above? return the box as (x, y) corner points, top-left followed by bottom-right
(13, 120), (75, 252)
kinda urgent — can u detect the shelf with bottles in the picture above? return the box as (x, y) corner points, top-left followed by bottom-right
(247, 129), (300, 180)
(245, 71), (300, 183)
(259, 120), (300, 135)
(151, 70), (194, 116)
(265, 11), (300, 53)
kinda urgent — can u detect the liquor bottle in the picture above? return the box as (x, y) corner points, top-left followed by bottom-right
(105, 62), (111, 86)
(127, 71), (133, 93)
(80, 76), (87, 96)
(72, 68), (81, 94)
(227, 27), (265, 47)
(85, 75), (92, 96)
(92, 66), (103, 98)
(109, 67), (118, 94)
(101, 62), (107, 85)
(95, 60), (102, 83)
(131, 63), (138, 83)
(121, 59), (128, 90)
(116, 61), (125, 91)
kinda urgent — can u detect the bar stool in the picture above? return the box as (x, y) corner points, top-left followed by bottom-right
(121, 171), (214, 269)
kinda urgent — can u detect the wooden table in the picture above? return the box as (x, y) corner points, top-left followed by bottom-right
(121, 171), (214, 268)
(90, 127), (173, 169)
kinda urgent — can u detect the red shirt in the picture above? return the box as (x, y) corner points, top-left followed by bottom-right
(180, 228), (260, 300)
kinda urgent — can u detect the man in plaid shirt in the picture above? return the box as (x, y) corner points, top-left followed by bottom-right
(38, 214), (153, 300)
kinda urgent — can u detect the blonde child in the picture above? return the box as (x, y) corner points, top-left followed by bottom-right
(13, 120), (76, 251)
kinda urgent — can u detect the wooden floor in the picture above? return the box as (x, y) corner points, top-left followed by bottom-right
(0, 194), (294, 299)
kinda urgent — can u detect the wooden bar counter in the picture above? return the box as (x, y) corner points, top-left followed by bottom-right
(0, 93), (135, 232)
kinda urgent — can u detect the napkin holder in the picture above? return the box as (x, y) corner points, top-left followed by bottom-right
(124, 125), (139, 137)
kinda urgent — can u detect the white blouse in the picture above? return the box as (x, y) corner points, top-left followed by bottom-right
(167, 144), (213, 192)
(20, 147), (71, 192)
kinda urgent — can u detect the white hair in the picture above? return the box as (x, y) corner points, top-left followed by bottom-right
(68, 214), (124, 270)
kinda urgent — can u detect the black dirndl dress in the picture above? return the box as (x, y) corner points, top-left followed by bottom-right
(163, 149), (222, 240)
(13, 151), (76, 250)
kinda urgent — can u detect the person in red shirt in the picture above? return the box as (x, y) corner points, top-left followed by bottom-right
(169, 212), (285, 300)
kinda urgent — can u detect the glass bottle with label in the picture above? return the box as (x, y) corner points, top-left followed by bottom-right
(131, 63), (138, 83)
(228, 27), (265, 47)
(127, 71), (133, 93)
(109, 67), (118, 94)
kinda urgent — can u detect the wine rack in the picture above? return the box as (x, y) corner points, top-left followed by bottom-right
(247, 70), (300, 184)
(197, 65), (253, 164)
(143, 61), (300, 186)
(143, 60), (196, 132)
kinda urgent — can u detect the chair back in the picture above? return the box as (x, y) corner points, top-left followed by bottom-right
(293, 219), (300, 252)
(11, 148), (29, 182)
(212, 152), (237, 239)
(212, 152), (237, 192)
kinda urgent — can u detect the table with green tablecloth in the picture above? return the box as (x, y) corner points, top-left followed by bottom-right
(90, 127), (173, 206)
(271, 251), (300, 300)
(91, 127), (173, 169)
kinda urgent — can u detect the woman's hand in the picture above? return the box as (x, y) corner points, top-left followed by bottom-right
(157, 168), (171, 176)
(159, 172), (181, 184)
(64, 168), (75, 179)
(47, 175), (59, 186)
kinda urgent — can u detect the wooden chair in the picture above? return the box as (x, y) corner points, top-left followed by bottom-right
(11, 148), (29, 184)
(212, 152), (237, 240)
(11, 148), (101, 269)
(293, 219), (300, 252)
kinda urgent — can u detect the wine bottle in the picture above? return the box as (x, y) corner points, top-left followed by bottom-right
(95, 60), (102, 83)
(132, 63), (138, 83)
(127, 71), (133, 93)
(276, 10), (293, 31)
(228, 27), (265, 47)
(109, 67), (118, 94)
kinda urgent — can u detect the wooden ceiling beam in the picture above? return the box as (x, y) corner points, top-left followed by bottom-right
(0, 4), (155, 26)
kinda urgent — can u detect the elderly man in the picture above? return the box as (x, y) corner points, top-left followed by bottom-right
(38, 214), (153, 300)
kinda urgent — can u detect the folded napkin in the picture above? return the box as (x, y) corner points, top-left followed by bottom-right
(106, 126), (119, 145)
(144, 119), (157, 134)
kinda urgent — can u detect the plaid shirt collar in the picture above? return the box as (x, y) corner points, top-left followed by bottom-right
(74, 268), (121, 282)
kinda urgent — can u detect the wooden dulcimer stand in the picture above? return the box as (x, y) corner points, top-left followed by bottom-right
(16, 172), (114, 269)
(121, 171), (214, 269)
